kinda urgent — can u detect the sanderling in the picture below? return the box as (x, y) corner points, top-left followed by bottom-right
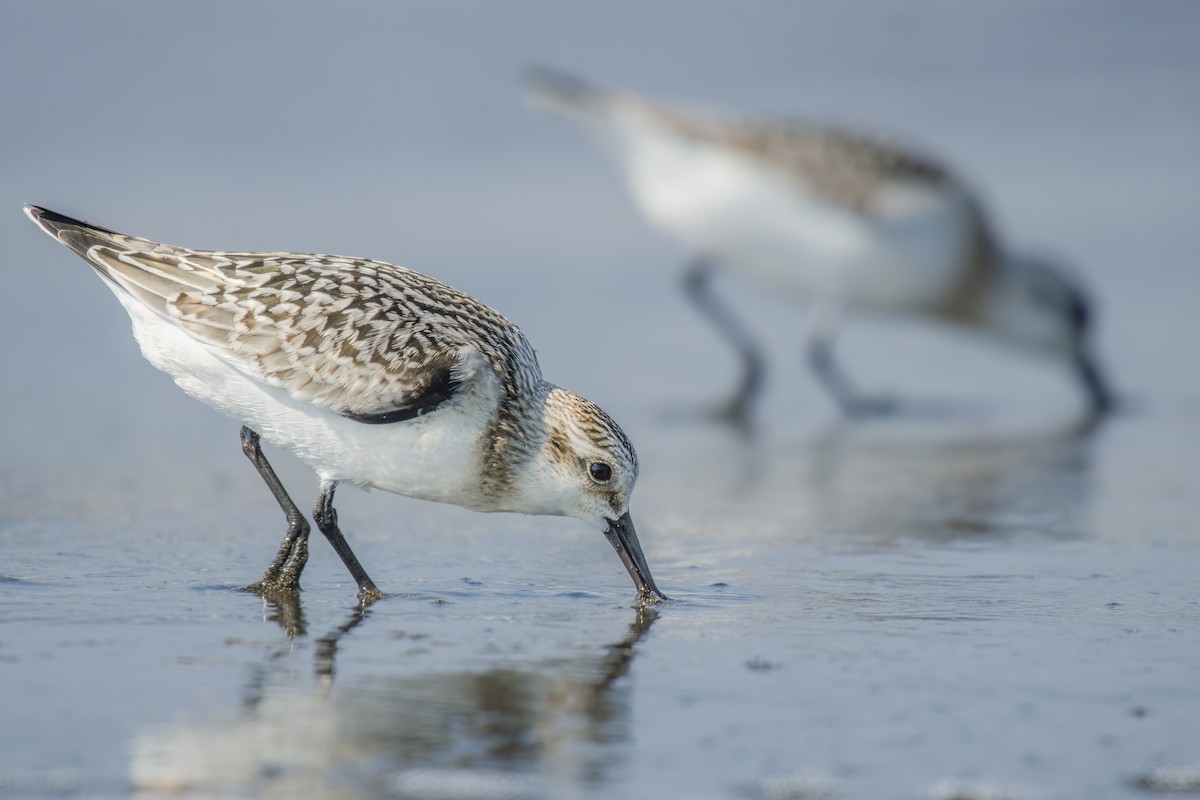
(527, 68), (1111, 422)
(26, 205), (665, 605)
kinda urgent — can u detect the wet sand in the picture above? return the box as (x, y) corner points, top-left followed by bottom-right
(2, 3), (1198, 798)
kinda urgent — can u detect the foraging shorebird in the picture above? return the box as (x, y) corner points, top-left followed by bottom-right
(527, 69), (1111, 423)
(26, 205), (665, 605)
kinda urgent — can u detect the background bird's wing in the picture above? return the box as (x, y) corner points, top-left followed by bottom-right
(664, 112), (957, 214)
(526, 70), (955, 215)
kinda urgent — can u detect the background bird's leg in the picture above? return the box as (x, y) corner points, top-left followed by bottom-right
(313, 481), (383, 605)
(804, 299), (895, 417)
(682, 257), (765, 427)
(239, 426), (310, 594)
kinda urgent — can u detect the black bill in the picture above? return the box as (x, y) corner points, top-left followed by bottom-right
(604, 511), (667, 604)
(1075, 348), (1113, 417)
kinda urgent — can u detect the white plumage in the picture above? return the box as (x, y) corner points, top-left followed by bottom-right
(528, 69), (1111, 421)
(27, 205), (664, 605)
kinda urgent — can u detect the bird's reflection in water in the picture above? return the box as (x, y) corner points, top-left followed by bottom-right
(130, 595), (658, 799)
(644, 412), (1102, 545)
(803, 415), (1102, 542)
(263, 589), (309, 639)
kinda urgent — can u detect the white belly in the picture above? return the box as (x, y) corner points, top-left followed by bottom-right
(116, 294), (496, 509)
(622, 136), (974, 312)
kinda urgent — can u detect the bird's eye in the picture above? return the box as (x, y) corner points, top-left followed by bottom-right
(588, 462), (613, 483)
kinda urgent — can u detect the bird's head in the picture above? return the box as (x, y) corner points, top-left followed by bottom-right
(515, 387), (664, 603)
(985, 253), (1113, 415)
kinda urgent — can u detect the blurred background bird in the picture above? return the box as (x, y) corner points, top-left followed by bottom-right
(527, 68), (1112, 426)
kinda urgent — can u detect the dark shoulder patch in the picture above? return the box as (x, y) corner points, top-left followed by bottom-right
(341, 366), (461, 424)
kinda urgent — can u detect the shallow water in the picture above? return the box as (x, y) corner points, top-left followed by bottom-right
(2, 3), (1199, 799)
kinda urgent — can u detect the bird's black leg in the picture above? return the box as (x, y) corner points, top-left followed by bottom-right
(313, 481), (383, 605)
(804, 302), (895, 417)
(682, 257), (765, 427)
(239, 426), (310, 595)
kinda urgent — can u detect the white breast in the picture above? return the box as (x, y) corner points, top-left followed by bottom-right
(116, 293), (500, 509)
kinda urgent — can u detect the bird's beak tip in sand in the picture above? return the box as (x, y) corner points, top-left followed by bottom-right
(604, 511), (667, 604)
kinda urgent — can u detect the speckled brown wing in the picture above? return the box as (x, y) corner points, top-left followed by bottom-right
(649, 107), (954, 213)
(158, 253), (489, 422)
(28, 207), (518, 422)
(526, 69), (954, 214)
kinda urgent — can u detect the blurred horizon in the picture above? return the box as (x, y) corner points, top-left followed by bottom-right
(2, 3), (1198, 798)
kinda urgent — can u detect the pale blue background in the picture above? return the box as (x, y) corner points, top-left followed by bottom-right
(1, 3), (1198, 798)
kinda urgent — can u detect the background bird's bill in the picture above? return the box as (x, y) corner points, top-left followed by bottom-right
(1076, 349), (1113, 416)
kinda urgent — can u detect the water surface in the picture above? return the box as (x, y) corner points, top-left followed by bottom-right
(2, 3), (1198, 798)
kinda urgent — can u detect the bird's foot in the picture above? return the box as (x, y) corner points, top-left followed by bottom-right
(709, 397), (756, 431)
(651, 399), (756, 437)
(239, 576), (301, 596)
(356, 584), (389, 608)
(673, 394), (758, 434)
(838, 394), (901, 418)
(241, 534), (309, 595)
(636, 587), (669, 607)
(839, 395), (1005, 422)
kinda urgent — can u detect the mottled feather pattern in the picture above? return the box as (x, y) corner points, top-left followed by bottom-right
(527, 70), (1111, 419)
(546, 390), (638, 476)
(527, 69), (953, 214)
(28, 207), (623, 505)
(577, 396), (638, 478)
(646, 102), (1006, 318)
(25, 205), (666, 602)
(642, 103), (953, 212)
(85, 242), (542, 423)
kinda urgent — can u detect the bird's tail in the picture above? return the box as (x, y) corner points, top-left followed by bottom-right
(523, 66), (640, 126)
(24, 205), (157, 263)
(24, 204), (182, 294)
(24, 205), (226, 321)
